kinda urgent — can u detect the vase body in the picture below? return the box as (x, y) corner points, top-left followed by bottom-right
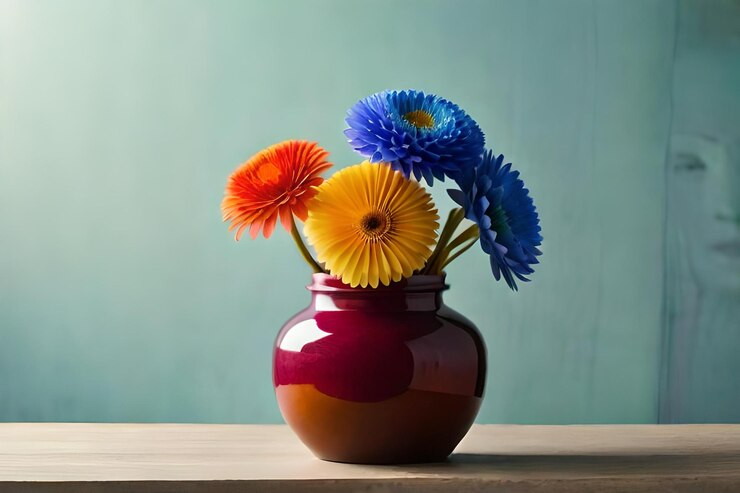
(273, 274), (486, 464)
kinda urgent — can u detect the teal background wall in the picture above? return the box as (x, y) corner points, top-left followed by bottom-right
(0, 0), (737, 424)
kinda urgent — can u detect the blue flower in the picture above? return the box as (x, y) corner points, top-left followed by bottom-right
(449, 151), (542, 291)
(344, 90), (485, 185)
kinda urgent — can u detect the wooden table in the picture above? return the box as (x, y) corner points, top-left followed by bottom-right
(1, 424), (739, 492)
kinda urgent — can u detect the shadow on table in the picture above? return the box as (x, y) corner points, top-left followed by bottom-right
(416, 452), (729, 475)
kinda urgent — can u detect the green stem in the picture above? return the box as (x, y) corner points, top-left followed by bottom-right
(443, 224), (479, 255)
(289, 215), (324, 273)
(440, 235), (479, 271)
(423, 208), (465, 275)
(428, 223), (478, 274)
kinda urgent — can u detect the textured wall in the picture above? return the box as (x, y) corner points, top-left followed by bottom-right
(0, 0), (734, 424)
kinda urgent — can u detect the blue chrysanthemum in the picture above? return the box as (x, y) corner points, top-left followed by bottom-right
(449, 150), (542, 291)
(344, 90), (485, 185)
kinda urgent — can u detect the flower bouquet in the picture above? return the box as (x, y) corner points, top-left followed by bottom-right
(222, 90), (542, 464)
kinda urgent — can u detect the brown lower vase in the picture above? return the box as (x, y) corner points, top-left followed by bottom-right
(276, 384), (482, 464)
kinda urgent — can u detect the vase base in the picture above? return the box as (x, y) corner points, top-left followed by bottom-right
(317, 455), (450, 465)
(276, 384), (481, 465)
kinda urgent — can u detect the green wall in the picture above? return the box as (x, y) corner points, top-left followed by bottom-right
(1, 0), (736, 424)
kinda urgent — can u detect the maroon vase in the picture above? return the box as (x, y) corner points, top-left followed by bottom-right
(273, 273), (486, 464)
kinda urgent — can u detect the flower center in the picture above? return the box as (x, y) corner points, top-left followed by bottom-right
(359, 210), (391, 240)
(255, 160), (281, 185)
(488, 204), (511, 233)
(403, 109), (435, 129)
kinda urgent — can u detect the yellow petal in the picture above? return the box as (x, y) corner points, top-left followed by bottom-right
(304, 162), (438, 287)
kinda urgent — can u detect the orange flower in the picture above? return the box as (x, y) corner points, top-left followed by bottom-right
(222, 140), (332, 240)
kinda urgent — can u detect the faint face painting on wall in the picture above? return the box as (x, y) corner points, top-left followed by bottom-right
(668, 55), (740, 293)
(670, 135), (740, 292)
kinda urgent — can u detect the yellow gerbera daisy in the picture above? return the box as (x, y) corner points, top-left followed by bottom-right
(304, 162), (439, 288)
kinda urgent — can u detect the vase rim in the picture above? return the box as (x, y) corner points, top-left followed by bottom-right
(308, 273), (448, 293)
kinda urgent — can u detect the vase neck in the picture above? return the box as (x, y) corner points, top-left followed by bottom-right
(307, 274), (446, 312)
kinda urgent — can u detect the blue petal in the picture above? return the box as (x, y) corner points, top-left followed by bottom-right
(452, 149), (542, 291)
(447, 188), (466, 206)
(344, 89), (485, 183)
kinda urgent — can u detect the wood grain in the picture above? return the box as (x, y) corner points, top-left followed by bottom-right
(1, 424), (739, 492)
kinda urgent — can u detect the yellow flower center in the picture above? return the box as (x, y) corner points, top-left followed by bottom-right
(403, 110), (435, 129)
(359, 210), (391, 241)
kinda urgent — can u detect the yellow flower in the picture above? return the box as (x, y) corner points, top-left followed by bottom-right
(304, 162), (439, 288)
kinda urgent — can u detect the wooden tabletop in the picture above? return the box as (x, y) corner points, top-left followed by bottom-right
(1, 424), (739, 492)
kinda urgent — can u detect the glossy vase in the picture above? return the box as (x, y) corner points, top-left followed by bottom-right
(273, 273), (487, 464)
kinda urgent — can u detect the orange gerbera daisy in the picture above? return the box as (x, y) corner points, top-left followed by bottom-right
(222, 140), (332, 240)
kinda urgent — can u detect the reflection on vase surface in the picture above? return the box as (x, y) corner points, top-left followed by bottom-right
(273, 274), (486, 464)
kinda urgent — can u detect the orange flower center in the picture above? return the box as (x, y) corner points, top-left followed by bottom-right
(359, 210), (391, 241)
(255, 160), (282, 185)
(403, 110), (435, 129)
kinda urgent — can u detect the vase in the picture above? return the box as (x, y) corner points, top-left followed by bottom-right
(272, 273), (486, 464)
